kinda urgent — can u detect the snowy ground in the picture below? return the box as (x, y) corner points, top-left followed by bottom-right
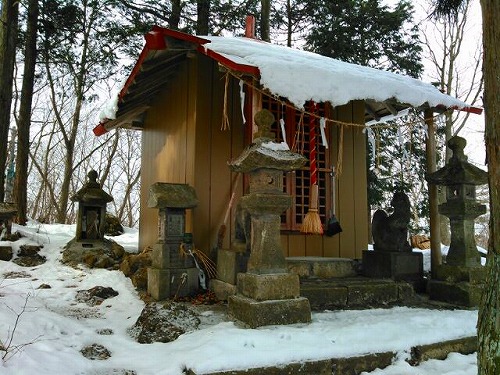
(0, 222), (478, 375)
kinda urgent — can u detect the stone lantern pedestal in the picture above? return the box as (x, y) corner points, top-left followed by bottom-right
(426, 136), (488, 307)
(226, 109), (311, 328)
(147, 182), (200, 300)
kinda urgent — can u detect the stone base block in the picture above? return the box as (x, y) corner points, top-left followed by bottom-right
(286, 257), (357, 279)
(428, 279), (484, 307)
(362, 250), (423, 290)
(237, 272), (300, 301)
(210, 278), (237, 301)
(435, 264), (486, 284)
(216, 248), (249, 285)
(147, 267), (199, 300)
(228, 294), (311, 328)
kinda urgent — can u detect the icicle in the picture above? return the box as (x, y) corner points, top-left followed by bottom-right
(319, 117), (328, 149)
(239, 80), (246, 124)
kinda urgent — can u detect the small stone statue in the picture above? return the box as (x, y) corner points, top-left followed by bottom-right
(372, 192), (412, 252)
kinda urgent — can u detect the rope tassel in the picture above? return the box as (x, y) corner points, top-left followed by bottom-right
(301, 101), (323, 235)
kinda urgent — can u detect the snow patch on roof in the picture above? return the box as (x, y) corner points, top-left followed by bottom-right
(203, 36), (468, 110)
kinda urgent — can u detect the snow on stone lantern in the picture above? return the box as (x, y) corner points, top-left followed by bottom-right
(226, 109), (311, 328)
(72, 170), (113, 242)
(426, 136), (488, 306)
(147, 182), (200, 300)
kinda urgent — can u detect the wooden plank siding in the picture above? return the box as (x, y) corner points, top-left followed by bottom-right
(279, 102), (368, 259)
(139, 56), (245, 252)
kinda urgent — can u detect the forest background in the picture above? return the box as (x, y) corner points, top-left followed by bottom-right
(0, 0), (485, 244)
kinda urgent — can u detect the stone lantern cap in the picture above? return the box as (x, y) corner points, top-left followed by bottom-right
(71, 170), (113, 204)
(229, 109), (307, 173)
(426, 136), (488, 186)
(148, 182), (198, 209)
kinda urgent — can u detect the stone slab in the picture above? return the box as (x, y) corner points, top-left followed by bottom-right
(300, 278), (415, 310)
(410, 336), (477, 365)
(362, 250), (423, 290)
(216, 249), (249, 285)
(286, 257), (357, 279)
(428, 279), (484, 307)
(237, 272), (300, 301)
(189, 336), (477, 374)
(348, 282), (399, 307)
(147, 267), (199, 300)
(228, 294), (311, 328)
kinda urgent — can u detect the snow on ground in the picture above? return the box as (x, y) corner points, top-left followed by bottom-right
(0, 222), (478, 375)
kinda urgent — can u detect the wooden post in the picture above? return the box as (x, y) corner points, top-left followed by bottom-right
(245, 15), (255, 38)
(425, 109), (441, 277)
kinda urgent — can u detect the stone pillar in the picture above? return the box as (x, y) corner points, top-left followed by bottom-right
(225, 109), (311, 328)
(426, 136), (488, 306)
(146, 183), (200, 300)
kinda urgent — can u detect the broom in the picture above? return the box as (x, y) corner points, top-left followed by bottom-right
(301, 102), (323, 235)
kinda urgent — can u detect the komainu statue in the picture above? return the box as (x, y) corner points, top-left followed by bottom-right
(372, 192), (412, 252)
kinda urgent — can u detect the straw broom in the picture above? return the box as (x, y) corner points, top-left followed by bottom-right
(301, 102), (323, 235)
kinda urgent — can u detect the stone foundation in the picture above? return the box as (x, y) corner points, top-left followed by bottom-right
(148, 267), (199, 300)
(228, 272), (311, 328)
(428, 264), (485, 307)
(362, 250), (424, 290)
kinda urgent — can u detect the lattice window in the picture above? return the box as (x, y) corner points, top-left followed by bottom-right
(261, 97), (332, 231)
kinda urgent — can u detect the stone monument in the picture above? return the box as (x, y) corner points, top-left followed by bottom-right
(362, 192), (423, 289)
(426, 136), (488, 306)
(63, 170), (124, 268)
(226, 109), (311, 328)
(147, 182), (200, 300)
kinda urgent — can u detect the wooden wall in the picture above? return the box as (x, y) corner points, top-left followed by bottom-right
(139, 55), (244, 252)
(139, 54), (368, 260)
(279, 101), (369, 260)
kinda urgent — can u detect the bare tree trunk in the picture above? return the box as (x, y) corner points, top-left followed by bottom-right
(170, 0), (182, 29)
(478, 0), (500, 373)
(260, 0), (271, 42)
(14, 0), (39, 225)
(196, 0), (210, 35)
(0, 0), (19, 201)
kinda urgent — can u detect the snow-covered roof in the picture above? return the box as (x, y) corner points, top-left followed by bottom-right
(203, 36), (466, 110)
(94, 26), (481, 136)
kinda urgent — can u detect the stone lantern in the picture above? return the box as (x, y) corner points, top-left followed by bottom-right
(147, 182), (200, 300)
(227, 109), (311, 328)
(63, 170), (124, 269)
(72, 170), (113, 242)
(426, 136), (488, 306)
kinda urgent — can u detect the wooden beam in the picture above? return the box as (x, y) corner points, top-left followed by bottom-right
(425, 109), (442, 277)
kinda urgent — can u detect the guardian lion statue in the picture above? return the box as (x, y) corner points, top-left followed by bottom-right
(372, 192), (412, 252)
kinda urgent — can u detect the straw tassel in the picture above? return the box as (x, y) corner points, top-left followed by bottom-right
(301, 102), (323, 235)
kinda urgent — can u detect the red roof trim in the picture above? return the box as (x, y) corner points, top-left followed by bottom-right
(93, 123), (108, 136)
(436, 104), (483, 115)
(198, 45), (260, 76)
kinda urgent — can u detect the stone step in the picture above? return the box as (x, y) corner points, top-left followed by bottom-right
(187, 336), (477, 375)
(300, 277), (415, 311)
(286, 256), (359, 279)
